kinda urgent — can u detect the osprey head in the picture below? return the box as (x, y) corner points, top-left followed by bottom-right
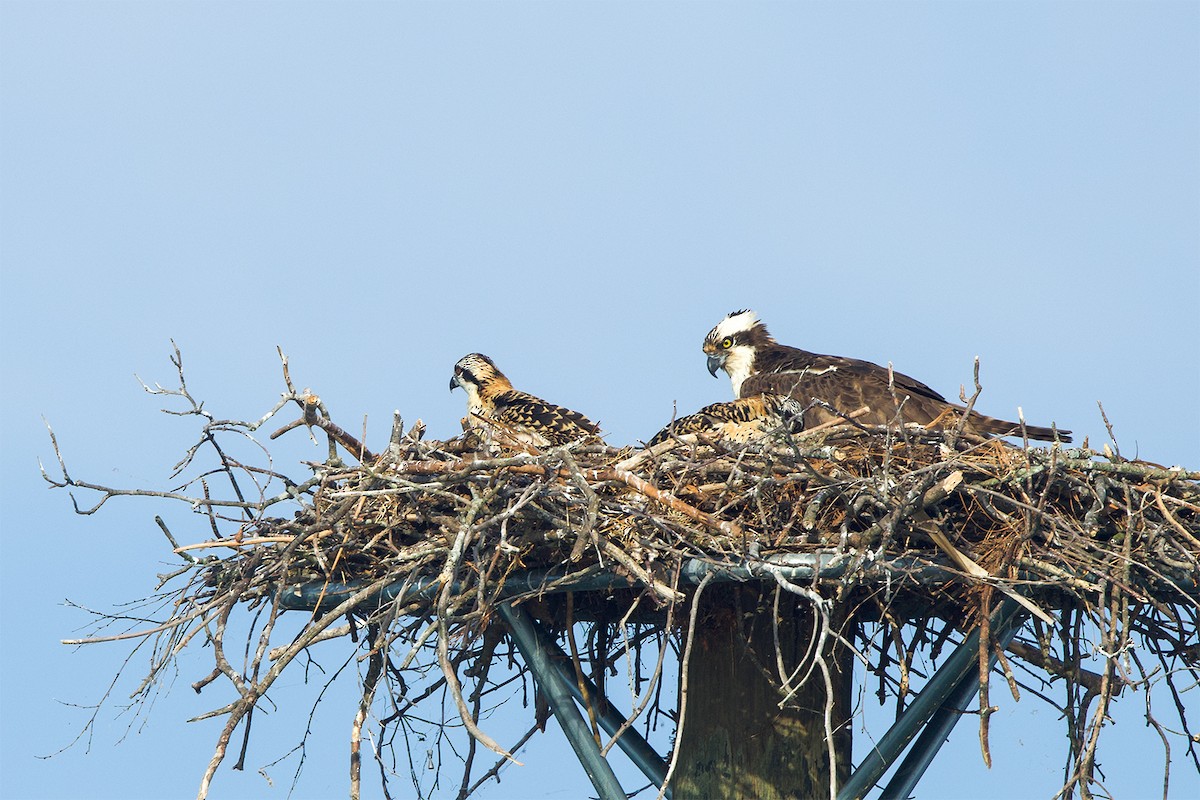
(702, 309), (774, 395)
(450, 353), (511, 401)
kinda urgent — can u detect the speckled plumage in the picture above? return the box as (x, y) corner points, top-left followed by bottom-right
(647, 394), (804, 447)
(450, 353), (601, 449)
(702, 310), (1071, 443)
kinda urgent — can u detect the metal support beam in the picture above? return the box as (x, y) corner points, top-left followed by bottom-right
(277, 554), (1199, 613)
(878, 602), (1024, 800)
(515, 608), (672, 795)
(278, 553), (952, 612)
(837, 598), (1026, 800)
(279, 559), (1069, 799)
(498, 602), (628, 800)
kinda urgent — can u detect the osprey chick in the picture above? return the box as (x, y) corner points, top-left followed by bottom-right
(450, 353), (601, 449)
(647, 394), (804, 448)
(702, 310), (1071, 442)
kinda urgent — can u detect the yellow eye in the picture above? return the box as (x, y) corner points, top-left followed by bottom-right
(721, 337), (733, 349)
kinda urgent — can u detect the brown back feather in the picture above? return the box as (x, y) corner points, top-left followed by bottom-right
(491, 390), (600, 446)
(743, 348), (1070, 442)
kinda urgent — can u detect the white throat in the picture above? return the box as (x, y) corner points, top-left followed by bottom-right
(723, 345), (755, 396)
(458, 382), (486, 416)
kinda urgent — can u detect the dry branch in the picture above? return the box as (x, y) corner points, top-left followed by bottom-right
(45, 346), (1200, 800)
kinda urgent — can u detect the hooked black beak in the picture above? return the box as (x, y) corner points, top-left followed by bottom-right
(449, 375), (459, 392)
(706, 354), (724, 378)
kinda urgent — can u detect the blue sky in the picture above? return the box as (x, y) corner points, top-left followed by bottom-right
(2, 2), (1197, 798)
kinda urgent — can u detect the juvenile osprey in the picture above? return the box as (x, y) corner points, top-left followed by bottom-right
(450, 353), (601, 448)
(647, 394), (804, 448)
(702, 310), (1071, 442)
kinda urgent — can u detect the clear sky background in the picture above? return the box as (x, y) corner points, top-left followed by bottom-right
(2, 2), (1198, 799)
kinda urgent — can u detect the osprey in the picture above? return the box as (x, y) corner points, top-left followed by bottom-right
(702, 310), (1071, 442)
(450, 353), (601, 448)
(647, 394), (804, 448)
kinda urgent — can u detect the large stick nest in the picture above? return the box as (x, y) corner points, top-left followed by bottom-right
(46, 347), (1200, 800)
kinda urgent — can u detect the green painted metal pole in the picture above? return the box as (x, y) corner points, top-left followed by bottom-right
(277, 554), (952, 612)
(837, 598), (1025, 800)
(277, 555), (1199, 613)
(523, 611), (672, 795)
(878, 602), (1027, 800)
(498, 602), (627, 800)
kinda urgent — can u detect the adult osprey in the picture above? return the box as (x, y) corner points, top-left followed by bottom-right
(702, 310), (1071, 443)
(647, 394), (804, 448)
(450, 353), (601, 448)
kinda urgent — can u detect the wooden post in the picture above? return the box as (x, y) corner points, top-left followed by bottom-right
(672, 584), (852, 800)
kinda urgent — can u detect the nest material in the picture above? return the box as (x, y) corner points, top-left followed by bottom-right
(219, 423), (1200, 623)
(47, 351), (1200, 800)
(196, 416), (1200, 797)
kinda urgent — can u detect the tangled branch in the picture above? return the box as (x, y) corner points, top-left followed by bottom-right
(43, 346), (1200, 799)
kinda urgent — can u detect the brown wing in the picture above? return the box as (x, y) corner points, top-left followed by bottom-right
(741, 360), (935, 424)
(748, 347), (945, 399)
(744, 357), (1070, 442)
(491, 391), (601, 447)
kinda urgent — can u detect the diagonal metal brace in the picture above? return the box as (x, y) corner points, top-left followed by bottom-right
(562, 662), (672, 796)
(498, 602), (628, 800)
(503, 606), (672, 794)
(839, 598), (1027, 800)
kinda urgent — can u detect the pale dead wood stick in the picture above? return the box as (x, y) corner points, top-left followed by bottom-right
(923, 525), (1055, 625)
(797, 405), (872, 435)
(174, 536), (297, 552)
(598, 539), (682, 603)
(374, 457), (741, 539)
(914, 470), (1055, 624)
(268, 624), (353, 661)
(589, 467), (744, 540)
(599, 587), (678, 757)
(1159, 492), (1200, 512)
(1004, 641), (1106, 694)
(435, 499), (521, 764)
(270, 392), (377, 462)
(62, 597), (224, 646)
(195, 575), (398, 799)
(657, 571), (713, 799)
(1155, 490), (1200, 552)
(614, 433), (700, 472)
